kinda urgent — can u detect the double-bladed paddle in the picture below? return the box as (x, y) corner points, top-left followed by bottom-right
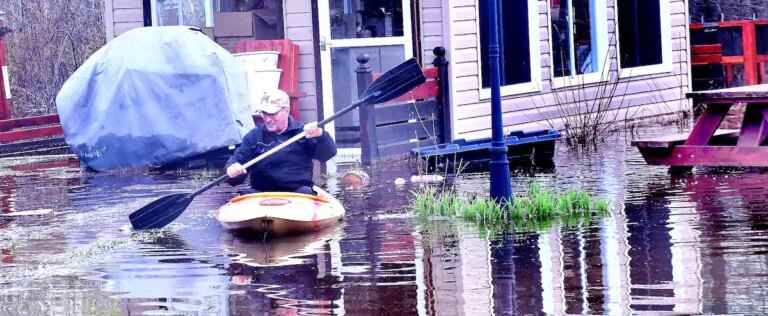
(129, 58), (426, 230)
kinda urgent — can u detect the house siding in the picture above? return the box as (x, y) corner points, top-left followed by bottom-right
(107, 0), (144, 38)
(448, 0), (691, 141)
(421, 0), (445, 64)
(283, 0), (318, 121)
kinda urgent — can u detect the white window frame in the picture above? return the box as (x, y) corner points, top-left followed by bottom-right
(150, 0), (215, 28)
(615, 0), (673, 78)
(548, 0), (609, 88)
(476, 0), (542, 100)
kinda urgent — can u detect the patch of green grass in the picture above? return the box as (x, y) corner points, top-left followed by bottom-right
(412, 182), (610, 233)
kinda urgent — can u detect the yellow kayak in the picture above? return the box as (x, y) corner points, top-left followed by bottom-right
(215, 187), (345, 236)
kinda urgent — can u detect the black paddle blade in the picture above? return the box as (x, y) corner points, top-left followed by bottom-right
(129, 193), (193, 230)
(363, 58), (426, 104)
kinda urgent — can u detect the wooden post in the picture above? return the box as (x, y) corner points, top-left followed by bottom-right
(356, 54), (378, 165)
(0, 28), (9, 120)
(743, 21), (758, 85)
(433, 46), (452, 143)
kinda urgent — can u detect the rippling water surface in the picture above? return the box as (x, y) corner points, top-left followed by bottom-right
(1, 128), (768, 315)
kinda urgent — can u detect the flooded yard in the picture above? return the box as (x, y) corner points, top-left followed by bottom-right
(1, 128), (768, 315)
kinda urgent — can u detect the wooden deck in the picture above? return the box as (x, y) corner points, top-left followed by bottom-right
(633, 84), (768, 167)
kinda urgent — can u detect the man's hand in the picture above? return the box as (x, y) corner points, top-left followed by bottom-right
(304, 122), (323, 138)
(226, 162), (247, 178)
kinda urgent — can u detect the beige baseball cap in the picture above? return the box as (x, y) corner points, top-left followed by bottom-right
(251, 89), (290, 115)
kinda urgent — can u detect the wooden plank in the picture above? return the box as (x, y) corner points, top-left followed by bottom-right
(384, 80), (439, 103)
(0, 126), (64, 143)
(632, 129), (739, 148)
(692, 55), (723, 64)
(376, 119), (441, 145)
(638, 145), (768, 167)
(686, 84), (768, 103)
(379, 137), (440, 157)
(375, 100), (438, 126)
(685, 105), (731, 145)
(0, 114), (60, 132)
(0, 137), (67, 155)
(736, 104), (768, 147)
(113, 8), (144, 22)
(113, 0), (142, 9)
(692, 44), (722, 55)
(721, 57), (745, 66)
(375, 68), (439, 103)
(334, 130), (360, 145)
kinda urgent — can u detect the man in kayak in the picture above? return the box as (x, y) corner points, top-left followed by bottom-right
(225, 89), (337, 195)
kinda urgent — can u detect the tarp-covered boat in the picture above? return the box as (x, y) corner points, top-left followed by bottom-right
(215, 187), (345, 236)
(55, 26), (254, 171)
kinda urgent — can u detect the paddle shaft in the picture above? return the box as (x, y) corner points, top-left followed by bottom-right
(189, 95), (373, 199)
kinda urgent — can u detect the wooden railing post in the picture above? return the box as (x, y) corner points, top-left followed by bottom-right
(0, 27), (10, 120)
(356, 54), (378, 165)
(433, 46), (452, 143)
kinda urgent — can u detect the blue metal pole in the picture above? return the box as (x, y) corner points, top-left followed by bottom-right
(487, 0), (512, 203)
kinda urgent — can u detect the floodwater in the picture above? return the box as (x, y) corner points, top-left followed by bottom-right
(1, 129), (768, 315)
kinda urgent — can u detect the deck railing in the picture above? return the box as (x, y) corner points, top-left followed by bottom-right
(355, 47), (452, 165)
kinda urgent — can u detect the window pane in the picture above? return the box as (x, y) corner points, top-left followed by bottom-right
(215, 0), (284, 39)
(572, 0), (595, 74)
(480, 0), (531, 87)
(757, 25), (768, 55)
(157, 0), (181, 25)
(330, 46), (405, 147)
(330, 0), (405, 39)
(719, 27), (743, 56)
(690, 27), (719, 45)
(551, 0), (573, 77)
(551, 0), (597, 77)
(617, 0), (662, 68)
(156, 0), (207, 27)
(181, 0), (206, 27)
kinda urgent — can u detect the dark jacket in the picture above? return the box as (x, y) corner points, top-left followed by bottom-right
(225, 118), (337, 191)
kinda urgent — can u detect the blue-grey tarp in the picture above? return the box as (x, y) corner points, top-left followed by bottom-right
(56, 26), (254, 171)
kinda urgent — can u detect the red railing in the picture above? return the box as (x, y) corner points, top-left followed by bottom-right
(690, 20), (768, 88)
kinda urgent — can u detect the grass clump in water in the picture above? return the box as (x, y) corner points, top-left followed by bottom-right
(413, 182), (609, 231)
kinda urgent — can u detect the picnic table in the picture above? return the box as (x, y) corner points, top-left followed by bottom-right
(632, 84), (768, 167)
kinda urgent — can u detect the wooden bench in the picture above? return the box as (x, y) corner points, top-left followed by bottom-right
(631, 129), (740, 148)
(633, 84), (768, 167)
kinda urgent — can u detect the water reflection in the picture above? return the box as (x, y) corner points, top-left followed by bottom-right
(224, 230), (344, 315)
(1, 129), (768, 315)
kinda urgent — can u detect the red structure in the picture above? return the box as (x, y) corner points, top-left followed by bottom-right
(231, 39), (304, 119)
(690, 20), (768, 89)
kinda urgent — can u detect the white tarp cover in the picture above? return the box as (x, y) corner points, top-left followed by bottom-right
(56, 26), (253, 171)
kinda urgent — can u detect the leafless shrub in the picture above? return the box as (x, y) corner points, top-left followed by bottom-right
(543, 34), (690, 149)
(545, 36), (628, 149)
(0, 1), (105, 117)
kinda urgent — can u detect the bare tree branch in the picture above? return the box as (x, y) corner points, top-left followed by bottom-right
(0, 0), (105, 117)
